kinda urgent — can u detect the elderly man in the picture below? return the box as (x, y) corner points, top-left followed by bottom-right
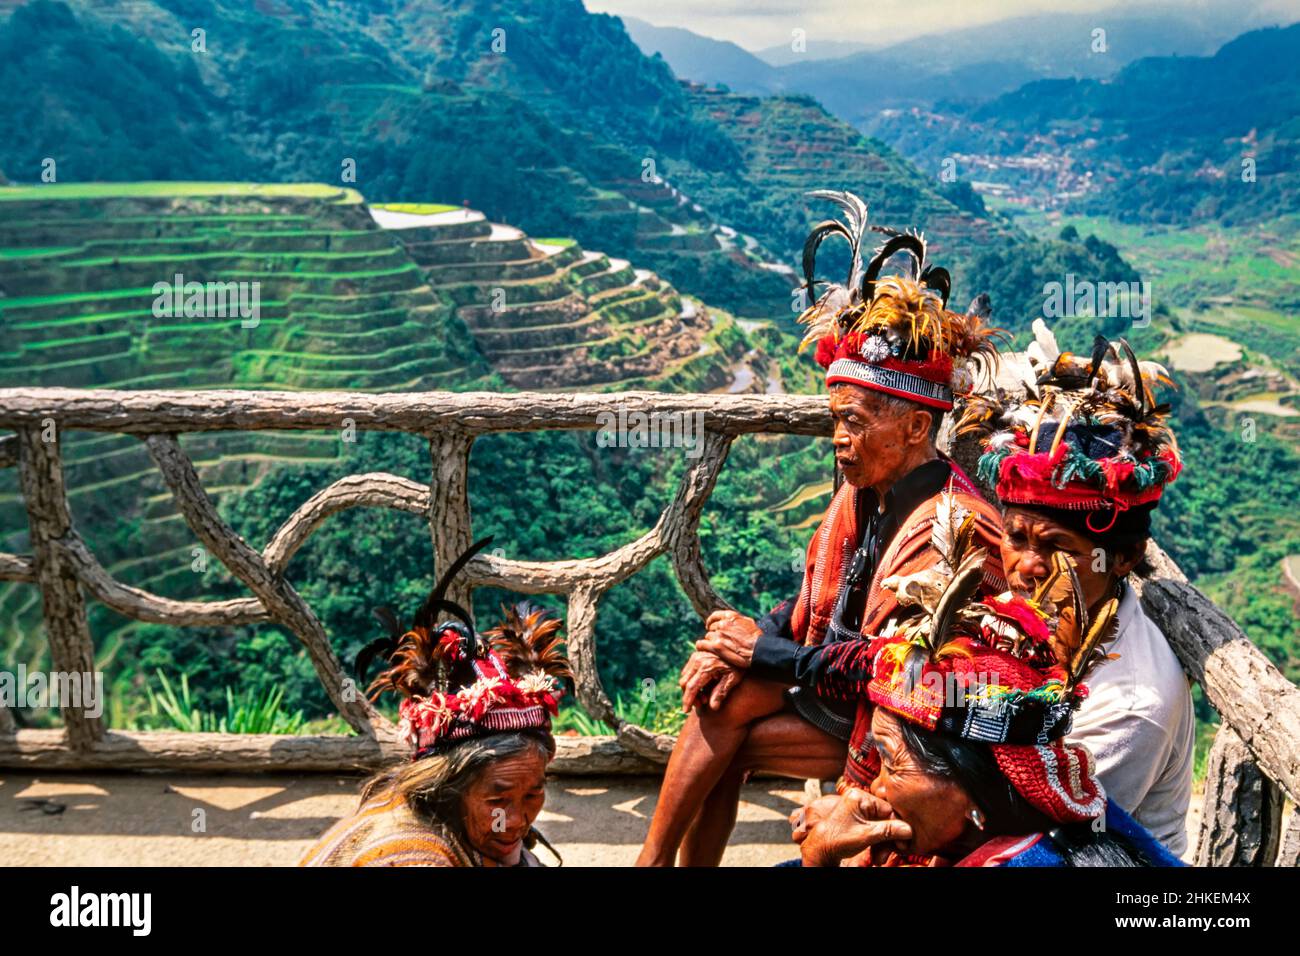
(970, 327), (1194, 854)
(636, 192), (1005, 866)
(788, 328), (1194, 865)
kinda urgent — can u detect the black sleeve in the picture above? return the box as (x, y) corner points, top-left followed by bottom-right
(750, 635), (876, 697)
(748, 597), (798, 683)
(799, 639), (876, 701)
(755, 597), (795, 641)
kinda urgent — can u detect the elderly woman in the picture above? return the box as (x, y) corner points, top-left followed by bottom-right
(796, 707), (1181, 867)
(791, 513), (1183, 867)
(961, 324), (1194, 855)
(300, 540), (570, 867)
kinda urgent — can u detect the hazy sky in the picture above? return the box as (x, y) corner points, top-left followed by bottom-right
(585, 0), (1300, 51)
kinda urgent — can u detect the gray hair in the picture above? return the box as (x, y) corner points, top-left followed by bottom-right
(361, 731), (553, 838)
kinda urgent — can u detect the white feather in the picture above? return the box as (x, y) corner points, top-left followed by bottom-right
(930, 492), (971, 574)
(1026, 318), (1060, 374)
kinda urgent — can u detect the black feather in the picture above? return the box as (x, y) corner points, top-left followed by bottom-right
(1117, 337), (1147, 418)
(353, 639), (392, 686)
(373, 605), (402, 640)
(965, 292), (992, 319)
(353, 606), (406, 681)
(862, 234), (926, 300)
(920, 265), (951, 307)
(801, 220), (853, 303)
(806, 190), (870, 270)
(412, 535), (495, 631)
(357, 536), (495, 681)
(354, 636), (395, 683)
(1086, 335), (1108, 386)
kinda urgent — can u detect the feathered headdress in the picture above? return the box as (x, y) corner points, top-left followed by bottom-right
(865, 492), (1112, 823)
(958, 320), (1181, 535)
(361, 537), (571, 759)
(797, 190), (1004, 410)
(482, 602), (574, 703)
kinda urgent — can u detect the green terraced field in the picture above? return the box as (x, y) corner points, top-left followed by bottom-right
(664, 89), (1020, 307)
(0, 182), (494, 658)
(0, 182), (362, 203)
(371, 202), (459, 215)
(0, 181), (764, 675)
(375, 202), (717, 389)
(998, 205), (1300, 336)
(992, 202), (1300, 436)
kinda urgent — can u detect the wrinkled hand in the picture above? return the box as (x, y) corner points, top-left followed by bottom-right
(679, 650), (740, 713)
(798, 788), (913, 868)
(789, 793), (842, 844)
(695, 610), (762, 669)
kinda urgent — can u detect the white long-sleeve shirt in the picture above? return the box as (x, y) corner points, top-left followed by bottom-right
(1066, 581), (1195, 857)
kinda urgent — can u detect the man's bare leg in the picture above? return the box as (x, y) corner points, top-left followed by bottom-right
(677, 712), (846, 866)
(635, 676), (788, 866)
(677, 765), (746, 868)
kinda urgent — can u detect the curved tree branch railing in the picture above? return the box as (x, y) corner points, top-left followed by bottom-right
(0, 388), (826, 772)
(0, 387), (1298, 863)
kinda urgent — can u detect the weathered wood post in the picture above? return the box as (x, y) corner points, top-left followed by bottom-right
(0, 434), (18, 735)
(1277, 810), (1300, 867)
(1134, 545), (1300, 805)
(143, 433), (388, 739)
(16, 425), (104, 749)
(1195, 723), (1284, 866)
(428, 429), (475, 617)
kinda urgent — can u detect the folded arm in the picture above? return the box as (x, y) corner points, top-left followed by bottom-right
(739, 598), (876, 700)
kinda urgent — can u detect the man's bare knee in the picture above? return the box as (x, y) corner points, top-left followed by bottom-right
(697, 675), (785, 729)
(733, 713), (846, 773)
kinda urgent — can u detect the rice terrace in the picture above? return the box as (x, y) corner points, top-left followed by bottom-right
(0, 0), (1299, 926)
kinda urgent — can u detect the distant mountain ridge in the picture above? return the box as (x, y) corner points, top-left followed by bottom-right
(0, 0), (1136, 332)
(754, 38), (873, 66)
(620, 5), (1278, 121)
(620, 17), (779, 94)
(870, 23), (1300, 225)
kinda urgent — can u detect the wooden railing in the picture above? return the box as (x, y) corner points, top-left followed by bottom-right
(0, 387), (1297, 865)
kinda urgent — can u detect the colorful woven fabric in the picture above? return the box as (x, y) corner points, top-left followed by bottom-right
(856, 638), (1106, 825)
(298, 791), (542, 868)
(866, 629), (1074, 743)
(395, 640), (562, 758)
(955, 799), (1185, 867)
(298, 791), (479, 867)
(788, 459), (1004, 650)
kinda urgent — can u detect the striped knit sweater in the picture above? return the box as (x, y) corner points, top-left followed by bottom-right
(298, 790), (542, 867)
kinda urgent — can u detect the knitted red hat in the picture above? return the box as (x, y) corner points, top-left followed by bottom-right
(396, 628), (565, 757)
(863, 495), (1114, 824)
(797, 190), (1003, 411)
(990, 740), (1106, 824)
(360, 538), (572, 759)
(867, 628), (1105, 824)
(960, 322), (1181, 535)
